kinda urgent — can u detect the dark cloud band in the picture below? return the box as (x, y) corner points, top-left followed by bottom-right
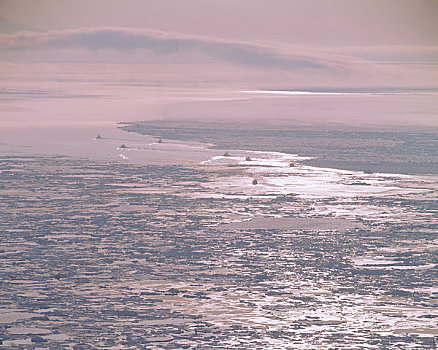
(0, 27), (336, 70)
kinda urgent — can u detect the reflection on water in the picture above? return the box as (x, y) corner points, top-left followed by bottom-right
(0, 125), (437, 348)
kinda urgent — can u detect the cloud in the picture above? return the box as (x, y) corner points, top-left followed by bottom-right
(0, 27), (342, 70)
(325, 45), (438, 64)
(2, 27), (436, 90)
(0, 17), (40, 34)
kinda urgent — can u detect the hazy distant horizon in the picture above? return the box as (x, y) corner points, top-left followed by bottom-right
(1, 0), (437, 128)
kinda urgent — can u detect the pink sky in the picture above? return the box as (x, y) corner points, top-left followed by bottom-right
(2, 0), (437, 46)
(0, 0), (437, 127)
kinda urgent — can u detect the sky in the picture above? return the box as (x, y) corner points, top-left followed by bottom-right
(1, 0), (438, 46)
(0, 0), (437, 127)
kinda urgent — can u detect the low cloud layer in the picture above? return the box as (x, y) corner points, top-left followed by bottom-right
(1, 27), (436, 90)
(0, 27), (344, 70)
(328, 45), (438, 64)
